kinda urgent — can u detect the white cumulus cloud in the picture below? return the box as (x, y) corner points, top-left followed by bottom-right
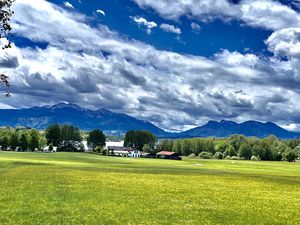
(130, 16), (157, 34)
(160, 23), (181, 34)
(96, 9), (105, 16)
(133, 0), (300, 31)
(63, 1), (74, 9)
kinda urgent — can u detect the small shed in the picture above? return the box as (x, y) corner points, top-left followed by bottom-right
(156, 151), (182, 160)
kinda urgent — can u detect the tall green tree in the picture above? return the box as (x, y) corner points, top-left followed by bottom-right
(124, 130), (156, 151)
(124, 130), (134, 147)
(161, 140), (173, 151)
(87, 130), (106, 148)
(251, 140), (264, 159)
(239, 142), (252, 159)
(294, 145), (300, 159)
(215, 140), (230, 153)
(172, 140), (182, 155)
(61, 125), (82, 143)
(9, 132), (18, 150)
(182, 139), (192, 156)
(19, 133), (28, 151)
(229, 135), (247, 153)
(39, 136), (47, 150)
(60, 125), (82, 151)
(260, 140), (272, 160)
(29, 131), (40, 151)
(45, 124), (61, 146)
(283, 149), (297, 162)
(0, 135), (9, 150)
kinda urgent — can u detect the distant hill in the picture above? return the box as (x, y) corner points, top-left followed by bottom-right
(0, 103), (167, 136)
(176, 120), (300, 139)
(0, 104), (299, 139)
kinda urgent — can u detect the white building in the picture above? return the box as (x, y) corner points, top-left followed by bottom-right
(107, 146), (141, 158)
(129, 149), (141, 158)
(105, 141), (141, 158)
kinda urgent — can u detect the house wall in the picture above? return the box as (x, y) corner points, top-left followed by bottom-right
(129, 150), (141, 158)
(105, 141), (124, 149)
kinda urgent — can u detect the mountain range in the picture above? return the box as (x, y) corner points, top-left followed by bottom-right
(0, 103), (299, 139)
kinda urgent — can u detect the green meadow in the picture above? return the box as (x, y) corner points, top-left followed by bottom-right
(0, 152), (299, 225)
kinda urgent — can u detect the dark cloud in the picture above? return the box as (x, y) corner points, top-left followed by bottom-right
(0, 55), (19, 68)
(118, 67), (147, 86)
(64, 70), (100, 93)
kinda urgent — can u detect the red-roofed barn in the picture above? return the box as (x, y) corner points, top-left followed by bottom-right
(156, 151), (182, 160)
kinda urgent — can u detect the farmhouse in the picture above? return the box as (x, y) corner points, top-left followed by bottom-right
(107, 146), (141, 158)
(156, 151), (182, 160)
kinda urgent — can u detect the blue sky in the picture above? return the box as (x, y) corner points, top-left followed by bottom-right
(72, 0), (271, 56)
(1, 0), (300, 131)
(15, 0), (272, 56)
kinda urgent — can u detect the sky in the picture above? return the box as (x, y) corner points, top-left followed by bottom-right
(1, 0), (300, 132)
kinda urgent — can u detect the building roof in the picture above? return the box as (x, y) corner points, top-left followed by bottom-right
(157, 151), (177, 156)
(108, 146), (135, 152)
(106, 141), (124, 148)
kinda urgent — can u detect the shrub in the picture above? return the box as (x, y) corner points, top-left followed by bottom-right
(59, 144), (80, 152)
(283, 149), (297, 162)
(198, 151), (212, 159)
(101, 148), (108, 156)
(213, 152), (224, 159)
(94, 146), (102, 154)
(225, 155), (231, 160)
(225, 145), (236, 157)
(251, 156), (259, 161)
(188, 153), (196, 158)
(231, 156), (239, 160)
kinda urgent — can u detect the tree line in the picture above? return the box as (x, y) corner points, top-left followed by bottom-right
(0, 124), (106, 152)
(45, 124), (107, 152)
(1, 125), (300, 162)
(155, 135), (300, 162)
(0, 127), (46, 151)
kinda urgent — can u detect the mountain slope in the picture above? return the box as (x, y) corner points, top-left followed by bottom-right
(0, 104), (299, 139)
(0, 103), (167, 136)
(178, 120), (300, 139)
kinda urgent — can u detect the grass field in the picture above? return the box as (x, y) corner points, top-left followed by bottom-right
(0, 152), (299, 225)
